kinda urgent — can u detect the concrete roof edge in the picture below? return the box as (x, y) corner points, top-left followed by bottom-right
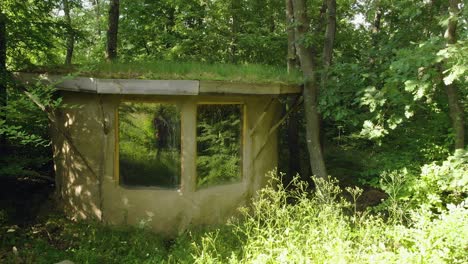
(14, 73), (302, 95)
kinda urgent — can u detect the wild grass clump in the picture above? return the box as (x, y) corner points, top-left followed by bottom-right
(190, 162), (467, 263)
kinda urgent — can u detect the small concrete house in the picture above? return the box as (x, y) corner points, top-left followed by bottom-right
(20, 73), (301, 234)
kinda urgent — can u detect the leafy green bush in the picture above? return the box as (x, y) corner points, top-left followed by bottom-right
(376, 149), (467, 215)
(0, 80), (60, 178)
(411, 149), (467, 211)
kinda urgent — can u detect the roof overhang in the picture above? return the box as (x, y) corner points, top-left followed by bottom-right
(15, 73), (302, 95)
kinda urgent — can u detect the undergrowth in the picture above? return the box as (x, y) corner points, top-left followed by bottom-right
(1, 151), (467, 263)
(190, 162), (467, 264)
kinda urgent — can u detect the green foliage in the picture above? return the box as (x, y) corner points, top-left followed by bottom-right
(0, 80), (60, 178)
(374, 149), (467, 223)
(0, 215), (170, 263)
(410, 149), (467, 211)
(0, 81), (58, 147)
(117, 0), (287, 65)
(319, 0), (466, 151)
(184, 172), (467, 263)
(1, 0), (66, 69)
(438, 40), (468, 86)
(170, 226), (244, 263)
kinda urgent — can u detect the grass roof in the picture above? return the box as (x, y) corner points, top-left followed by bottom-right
(22, 61), (303, 85)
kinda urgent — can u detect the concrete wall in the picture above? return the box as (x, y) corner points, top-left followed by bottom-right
(52, 92), (281, 235)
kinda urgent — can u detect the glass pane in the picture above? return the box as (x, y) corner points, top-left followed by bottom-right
(119, 102), (181, 188)
(196, 104), (243, 188)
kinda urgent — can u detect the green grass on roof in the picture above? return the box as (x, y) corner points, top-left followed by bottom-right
(24, 61), (303, 85)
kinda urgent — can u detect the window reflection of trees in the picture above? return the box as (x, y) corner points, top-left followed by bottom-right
(196, 104), (242, 188)
(119, 102), (181, 188)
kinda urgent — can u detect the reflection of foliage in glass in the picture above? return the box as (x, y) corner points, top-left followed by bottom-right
(119, 102), (180, 188)
(196, 104), (242, 188)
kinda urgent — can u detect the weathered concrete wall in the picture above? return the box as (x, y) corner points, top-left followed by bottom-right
(52, 92), (280, 235)
(51, 93), (105, 220)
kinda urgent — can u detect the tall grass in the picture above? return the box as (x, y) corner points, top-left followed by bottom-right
(188, 170), (467, 263)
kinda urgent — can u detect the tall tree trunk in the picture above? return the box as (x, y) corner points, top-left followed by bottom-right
(322, 0), (336, 73)
(0, 12), (6, 110)
(292, 0), (327, 179)
(286, 0), (296, 73)
(94, 0), (102, 37)
(0, 12), (7, 151)
(319, 0), (336, 151)
(445, 0), (465, 150)
(106, 0), (120, 61)
(63, 0), (74, 65)
(368, 1), (382, 67)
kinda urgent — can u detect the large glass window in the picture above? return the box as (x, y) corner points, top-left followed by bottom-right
(118, 102), (181, 188)
(196, 104), (243, 188)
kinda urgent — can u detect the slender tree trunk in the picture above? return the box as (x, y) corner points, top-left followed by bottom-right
(319, 0), (336, 151)
(63, 0), (74, 65)
(0, 12), (7, 151)
(0, 12), (6, 110)
(445, 0), (465, 149)
(94, 0), (101, 37)
(369, 2), (382, 66)
(314, 0), (328, 153)
(286, 0), (296, 73)
(322, 0), (336, 73)
(106, 0), (120, 61)
(292, 0), (327, 179)
(267, 0), (276, 33)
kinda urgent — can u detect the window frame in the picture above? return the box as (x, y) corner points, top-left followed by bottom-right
(114, 98), (246, 191)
